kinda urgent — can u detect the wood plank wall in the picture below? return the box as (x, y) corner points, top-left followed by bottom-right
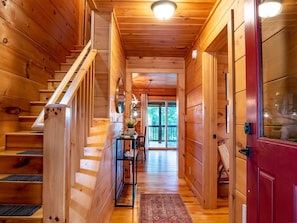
(93, 11), (110, 118)
(217, 52), (229, 145)
(0, 0), (84, 147)
(184, 0), (247, 221)
(88, 11), (126, 222)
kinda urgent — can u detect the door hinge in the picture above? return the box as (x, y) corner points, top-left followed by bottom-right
(244, 122), (252, 135)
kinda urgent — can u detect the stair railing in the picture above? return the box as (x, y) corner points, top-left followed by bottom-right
(31, 40), (93, 131)
(42, 44), (97, 223)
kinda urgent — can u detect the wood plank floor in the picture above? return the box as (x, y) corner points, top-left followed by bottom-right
(110, 150), (229, 222)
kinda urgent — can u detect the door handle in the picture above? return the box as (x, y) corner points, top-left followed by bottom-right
(239, 145), (252, 157)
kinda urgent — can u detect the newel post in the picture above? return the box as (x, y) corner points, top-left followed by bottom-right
(43, 104), (70, 223)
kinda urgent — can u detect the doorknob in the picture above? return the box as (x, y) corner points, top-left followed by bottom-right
(239, 145), (252, 157)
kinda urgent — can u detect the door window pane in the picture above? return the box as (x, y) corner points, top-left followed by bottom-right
(147, 101), (177, 148)
(261, 0), (297, 141)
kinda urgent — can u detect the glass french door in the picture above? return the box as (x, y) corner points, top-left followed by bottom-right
(147, 101), (177, 149)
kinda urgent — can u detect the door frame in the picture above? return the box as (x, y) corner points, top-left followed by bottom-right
(126, 67), (185, 178)
(147, 100), (178, 149)
(202, 12), (235, 210)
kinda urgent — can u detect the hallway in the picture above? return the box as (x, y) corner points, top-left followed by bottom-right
(110, 150), (229, 222)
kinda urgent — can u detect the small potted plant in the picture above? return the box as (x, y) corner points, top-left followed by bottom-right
(125, 118), (138, 135)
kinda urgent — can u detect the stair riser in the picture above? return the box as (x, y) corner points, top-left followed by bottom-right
(60, 63), (72, 71)
(30, 105), (45, 116)
(0, 156), (43, 174)
(70, 51), (81, 57)
(66, 57), (76, 63)
(6, 134), (43, 150)
(0, 182), (42, 204)
(39, 92), (65, 102)
(19, 118), (36, 131)
(47, 82), (70, 91)
(39, 92), (52, 101)
(54, 72), (67, 79)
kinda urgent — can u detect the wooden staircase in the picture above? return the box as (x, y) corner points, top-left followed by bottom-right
(69, 118), (109, 223)
(0, 46), (106, 223)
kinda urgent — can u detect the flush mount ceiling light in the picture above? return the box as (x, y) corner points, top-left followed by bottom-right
(259, 0), (282, 18)
(151, 0), (177, 20)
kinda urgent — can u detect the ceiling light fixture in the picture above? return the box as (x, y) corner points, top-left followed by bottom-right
(151, 0), (177, 20)
(258, 0), (282, 18)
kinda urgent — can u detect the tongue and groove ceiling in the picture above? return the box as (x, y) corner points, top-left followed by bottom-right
(93, 0), (217, 88)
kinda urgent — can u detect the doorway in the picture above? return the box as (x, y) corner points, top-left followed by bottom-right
(203, 25), (233, 207)
(147, 101), (178, 149)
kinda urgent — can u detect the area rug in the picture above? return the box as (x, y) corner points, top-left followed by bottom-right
(0, 174), (42, 182)
(0, 204), (41, 216)
(17, 151), (43, 155)
(140, 193), (193, 223)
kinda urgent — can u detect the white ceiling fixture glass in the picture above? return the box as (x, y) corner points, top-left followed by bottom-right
(259, 0), (282, 18)
(151, 0), (177, 20)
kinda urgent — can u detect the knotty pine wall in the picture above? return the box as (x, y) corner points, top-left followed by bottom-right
(89, 11), (126, 222)
(184, 0), (246, 222)
(0, 0), (85, 147)
(93, 11), (110, 118)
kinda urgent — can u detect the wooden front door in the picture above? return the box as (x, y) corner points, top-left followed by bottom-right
(245, 0), (297, 222)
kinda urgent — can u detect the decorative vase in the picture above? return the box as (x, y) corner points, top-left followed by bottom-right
(126, 127), (135, 136)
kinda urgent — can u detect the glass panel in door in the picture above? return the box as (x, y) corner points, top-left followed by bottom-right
(147, 101), (177, 149)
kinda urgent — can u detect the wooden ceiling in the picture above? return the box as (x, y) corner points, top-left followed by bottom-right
(132, 72), (177, 89)
(93, 0), (217, 89)
(93, 0), (217, 58)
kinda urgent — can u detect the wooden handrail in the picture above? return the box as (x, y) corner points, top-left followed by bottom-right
(31, 40), (92, 130)
(60, 50), (97, 106)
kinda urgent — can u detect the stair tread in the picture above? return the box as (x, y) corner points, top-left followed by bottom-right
(30, 101), (47, 104)
(39, 89), (54, 92)
(48, 79), (64, 81)
(19, 116), (38, 120)
(6, 131), (43, 136)
(0, 150), (43, 156)
(54, 70), (67, 73)
(60, 62), (73, 65)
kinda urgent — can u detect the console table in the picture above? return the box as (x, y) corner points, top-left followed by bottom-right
(115, 134), (138, 207)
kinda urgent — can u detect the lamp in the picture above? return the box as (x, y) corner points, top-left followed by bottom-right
(130, 94), (139, 118)
(259, 0), (282, 18)
(151, 0), (177, 20)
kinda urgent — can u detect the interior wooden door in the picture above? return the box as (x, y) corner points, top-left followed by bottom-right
(245, 0), (297, 222)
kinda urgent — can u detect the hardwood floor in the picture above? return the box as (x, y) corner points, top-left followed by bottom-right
(110, 150), (229, 223)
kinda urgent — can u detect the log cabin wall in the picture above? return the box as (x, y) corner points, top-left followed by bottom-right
(0, 0), (85, 148)
(184, 0), (247, 221)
